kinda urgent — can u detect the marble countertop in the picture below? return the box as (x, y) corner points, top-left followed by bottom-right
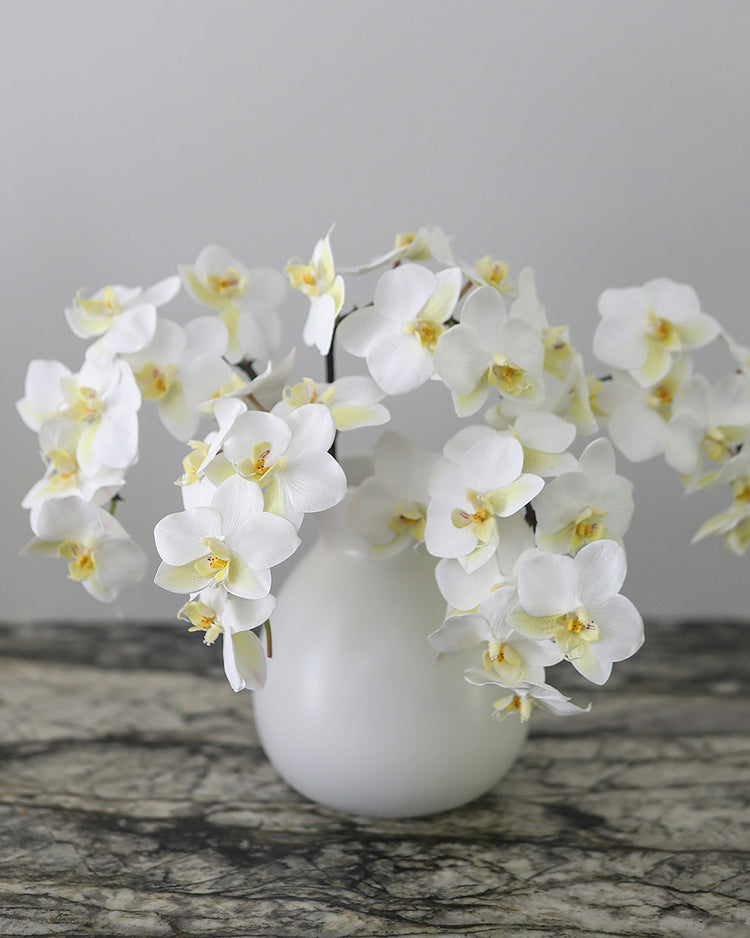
(0, 618), (748, 937)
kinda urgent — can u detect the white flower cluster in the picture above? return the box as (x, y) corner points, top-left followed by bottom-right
(592, 280), (750, 553)
(18, 226), (742, 722)
(337, 242), (643, 721)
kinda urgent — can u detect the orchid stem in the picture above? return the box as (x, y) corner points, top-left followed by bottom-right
(326, 328), (338, 462)
(235, 358), (258, 381)
(246, 393), (268, 412)
(264, 619), (273, 658)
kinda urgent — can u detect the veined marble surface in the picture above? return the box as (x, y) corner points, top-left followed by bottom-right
(0, 619), (748, 937)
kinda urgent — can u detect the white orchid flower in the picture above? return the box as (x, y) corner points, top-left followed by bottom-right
(509, 539), (644, 685)
(176, 414), (238, 510)
(154, 475), (300, 599)
(25, 496), (148, 602)
(593, 278), (720, 388)
(220, 404), (346, 527)
(285, 230), (345, 355)
(464, 677), (592, 722)
(533, 438), (634, 554)
(178, 440), (220, 510)
(17, 357), (141, 475)
(124, 317), (239, 441)
(66, 276), (180, 357)
(21, 356), (142, 474)
(459, 255), (514, 296)
(433, 285), (545, 416)
(664, 373), (750, 488)
(178, 588), (275, 692)
(64, 359), (141, 472)
(434, 512), (535, 613)
(337, 263), (462, 395)
(691, 452), (750, 553)
(429, 586), (563, 687)
(507, 268), (579, 383)
(346, 431), (436, 556)
(180, 245), (286, 364)
(596, 358), (692, 463)
(484, 410), (578, 477)
(425, 432), (544, 572)
(483, 352), (600, 438)
(22, 417), (125, 509)
(273, 375), (389, 431)
(340, 225), (455, 274)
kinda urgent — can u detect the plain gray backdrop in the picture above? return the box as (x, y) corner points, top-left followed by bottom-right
(4, 0), (750, 623)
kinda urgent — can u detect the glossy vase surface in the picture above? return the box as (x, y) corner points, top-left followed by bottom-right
(253, 501), (528, 818)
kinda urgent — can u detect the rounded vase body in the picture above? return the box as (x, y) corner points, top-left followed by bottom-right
(253, 506), (527, 818)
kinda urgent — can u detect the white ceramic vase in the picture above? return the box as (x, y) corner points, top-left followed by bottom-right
(253, 498), (528, 818)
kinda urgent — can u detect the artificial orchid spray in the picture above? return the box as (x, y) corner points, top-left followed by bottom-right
(19, 226), (749, 724)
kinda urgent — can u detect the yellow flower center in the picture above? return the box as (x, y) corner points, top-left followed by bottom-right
(233, 441), (284, 486)
(177, 440), (209, 487)
(645, 310), (678, 348)
(66, 387), (105, 423)
(475, 255), (512, 293)
(731, 478), (750, 504)
(492, 693), (532, 721)
(489, 356), (529, 396)
(451, 491), (496, 543)
(178, 599), (224, 645)
(194, 537), (230, 584)
(206, 268), (247, 299)
(135, 362), (177, 401)
(394, 232), (417, 249)
(542, 326), (571, 377)
(77, 286), (122, 320)
(554, 607), (600, 657)
(286, 259), (326, 298)
(387, 500), (427, 542)
(570, 508), (606, 552)
(46, 448), (78, 478)
(404, 318), (444, 352)
(701, 426), (742, 464)
(483, 639), (525, 683)
(58, 539), (96, 581)
(646, 382), (675, 418)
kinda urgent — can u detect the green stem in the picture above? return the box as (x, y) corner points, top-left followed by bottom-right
(264, 619), (273, 658)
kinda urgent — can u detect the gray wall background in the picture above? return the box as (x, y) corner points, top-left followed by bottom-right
(4, 0), (750, 623)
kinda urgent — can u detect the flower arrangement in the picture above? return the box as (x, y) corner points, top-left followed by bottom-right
(18, 226), (749, 724)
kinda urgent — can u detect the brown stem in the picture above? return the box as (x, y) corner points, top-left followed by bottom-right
(264, 619), (273, 658)
(246, 393), (268, 412)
